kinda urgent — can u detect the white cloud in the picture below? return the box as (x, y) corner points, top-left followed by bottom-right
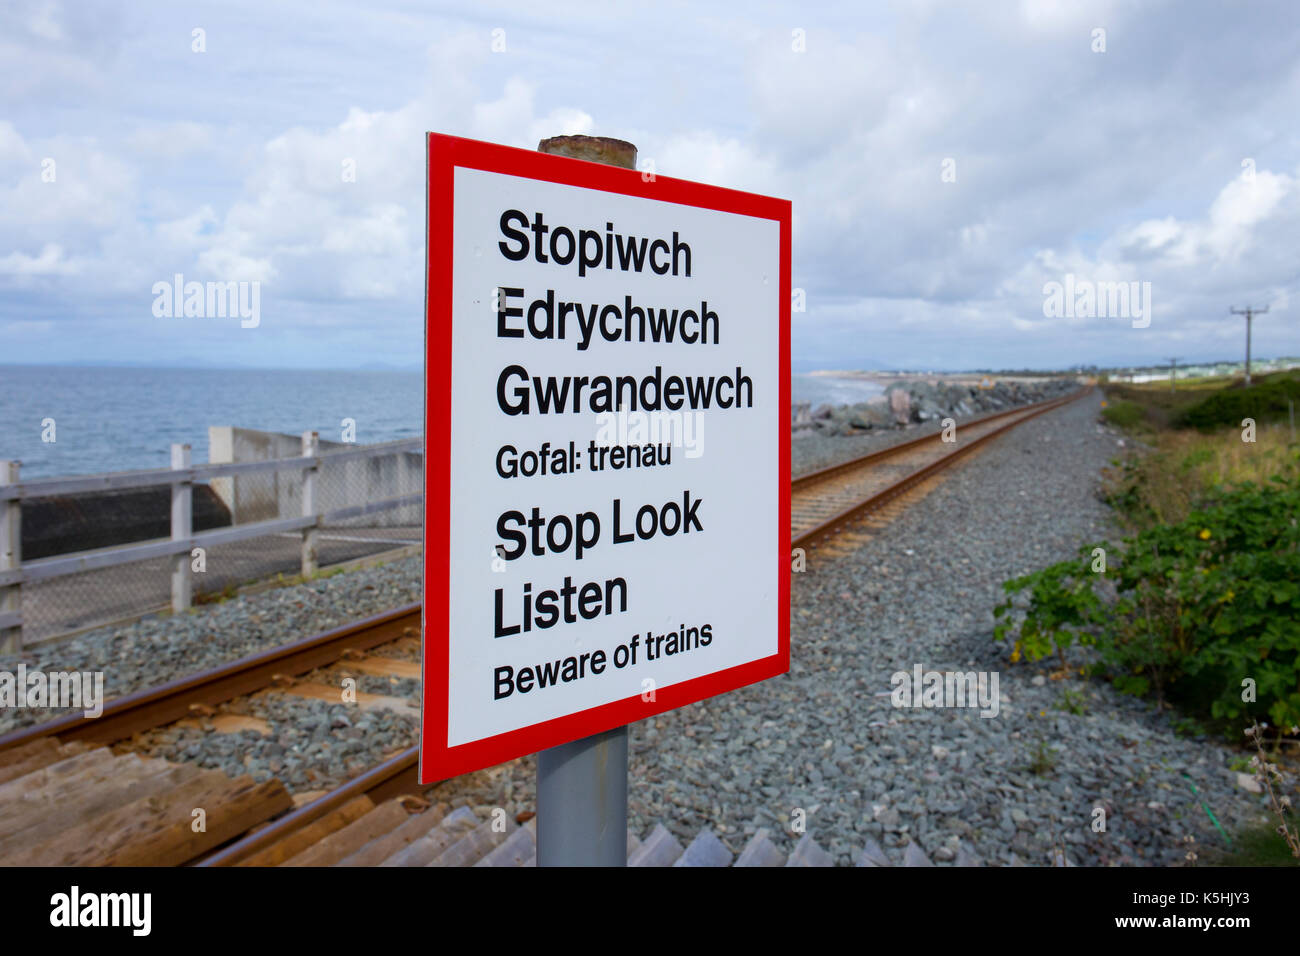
(1, 1), (1298, 369)
(26, 0), (62, 41)
(1, 319), (55, 336)
(0, 129), (134, 233)
(128, 122), (214, 160)
(0, 242), (77, 276)
(193, 247), (277, 284)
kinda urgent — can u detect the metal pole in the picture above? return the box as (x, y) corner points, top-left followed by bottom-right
(534, 134), (637, 867)
(537, 726), (629, 865)
(1231, 305), (1268, 386)
(1245, 313), (1252, 386)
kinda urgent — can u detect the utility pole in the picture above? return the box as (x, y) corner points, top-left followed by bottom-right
(1166, 357), (1180, 392)
(1230, 305), (1268, 386)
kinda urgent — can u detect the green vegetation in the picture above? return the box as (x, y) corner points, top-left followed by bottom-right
(995, 473), (1300, 735)
(1103, 375), (1242, 431)
(1100, 399), (1143, 429)
(1055, 687), (1088, 716)
(1102, 425), (1297, 530)
(194, 581), (239, 605)
(1028, 738), (1059, 776)
(995, 371), (1300, 740)
(1103, 370), (1300, 432)
(1176, 372), (1300, 430)
(1211, 824), (1300, 866)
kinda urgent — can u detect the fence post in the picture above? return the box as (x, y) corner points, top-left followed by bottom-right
(301, 431), (319, 577)
(171, 444), (193, 613)
(0, 461), (21, 654)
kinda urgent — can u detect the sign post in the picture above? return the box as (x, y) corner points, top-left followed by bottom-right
(533, 136), (636, 867)
(421, 131), (791, 864)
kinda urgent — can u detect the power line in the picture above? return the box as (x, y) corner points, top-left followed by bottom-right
(1166, 356), (1181, 392)
(1230, 305), (1269, 385)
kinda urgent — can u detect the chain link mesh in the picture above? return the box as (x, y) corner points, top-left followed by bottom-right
(15, 445), (423, 646)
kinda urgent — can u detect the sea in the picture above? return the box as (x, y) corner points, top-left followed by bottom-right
(0, 366), (424, 479)
(0, 366), (883, 478)
(791, 372), (886, 408)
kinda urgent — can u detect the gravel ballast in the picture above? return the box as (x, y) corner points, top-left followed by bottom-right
(423, 389), (1282, 865)
(790, 383), (1073, 479)
(2, 389), (1284, 863)
(0, 556), (423, 735)
(793, 417), (948, 478)
(625, 389), (1273, 865)
(127, 696), (419, 794)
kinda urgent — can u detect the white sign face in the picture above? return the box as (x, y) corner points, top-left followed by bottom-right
(422, 134), (790, 781)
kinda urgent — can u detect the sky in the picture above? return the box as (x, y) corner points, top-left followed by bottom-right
(1, 0), (1298, 372)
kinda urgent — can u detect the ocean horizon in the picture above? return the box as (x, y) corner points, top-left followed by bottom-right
(0, 365), (425, 479)
(0, 365), (884, 478)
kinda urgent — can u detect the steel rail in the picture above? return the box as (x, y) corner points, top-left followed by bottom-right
(791, 386), (1091, 550)
(197, 745), (420, 866)
(0, 389), (1088, 749)
(0, 384), (1090, 865)
(204, 386), (1094, 865)
(790, 392), (1073, 491)
(0, 604), (421, 751)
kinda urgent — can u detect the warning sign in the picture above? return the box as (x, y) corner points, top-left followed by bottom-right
(421, 133), (790, 782)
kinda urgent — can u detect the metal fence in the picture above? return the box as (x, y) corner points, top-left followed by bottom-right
(0, 433), (423, 651)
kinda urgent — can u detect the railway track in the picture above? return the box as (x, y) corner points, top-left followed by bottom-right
(0, 385), (1090, 866)
(791, 387), (1089, 549)
(0, 608), (423, 865)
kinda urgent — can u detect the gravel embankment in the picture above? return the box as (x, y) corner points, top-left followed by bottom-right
(410, 389), (1280, 864)
(3, 388), (1282, 863)
(127, 696), (419, 793)
(0, 556), (423, 735)
(628, 388), (1273, 865)
(789, 384), (1079, 479)
(792, 418), (946, 478)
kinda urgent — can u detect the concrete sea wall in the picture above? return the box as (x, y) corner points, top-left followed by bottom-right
(208, 426), (422, 528)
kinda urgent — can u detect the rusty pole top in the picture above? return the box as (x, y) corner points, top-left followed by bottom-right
(537, 134), (637, 170)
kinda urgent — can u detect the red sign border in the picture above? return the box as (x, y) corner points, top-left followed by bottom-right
(421, 132), (791, 784)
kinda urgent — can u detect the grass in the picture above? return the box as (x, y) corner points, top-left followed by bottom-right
(1180, 372), (1300, 430)
(193, 582), (239, 605)
(1105, 370), (1300, 432)
(191, 564), (351, 605)
(1100, 400), (1143, 429)
(1102, 422), (1297, 530)
(1209, 824), (1300, 866)
(1028, 738), (1059, 776)
(1100, 374), (1299, 531)
(1089, 379), (1300, 860)
(1055, 687), (1088, 716)
(1104, 377), (1242, 431)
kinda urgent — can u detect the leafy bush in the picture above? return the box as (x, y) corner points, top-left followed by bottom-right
(1176, 375), (1300, 430)
(994, 474), (1300, 735)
